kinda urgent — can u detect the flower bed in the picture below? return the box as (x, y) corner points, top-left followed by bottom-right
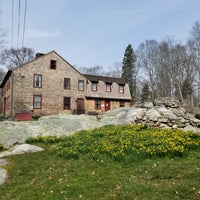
(27, 124), (200, 162)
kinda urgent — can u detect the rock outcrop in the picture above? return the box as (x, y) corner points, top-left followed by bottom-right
(0, 97), (199, 148)
(0, 115), (102, 148)
(102, 97), (200, 132)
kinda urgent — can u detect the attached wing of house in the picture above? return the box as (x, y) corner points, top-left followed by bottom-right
(83, 74), (131, 113)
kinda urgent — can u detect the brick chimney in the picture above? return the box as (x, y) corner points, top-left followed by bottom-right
(35, 53), (45, 58)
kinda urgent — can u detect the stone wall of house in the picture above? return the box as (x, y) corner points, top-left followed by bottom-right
(86, 80), (131, 100)
(1, 75), (12, 116)
(11, 51), (87, 116)
(86, 98), (131, 113)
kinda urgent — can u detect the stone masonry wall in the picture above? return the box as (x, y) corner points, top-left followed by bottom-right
(86, 99), (131, 113)
(1, 75), (13, 116)
(86, 80), (131, 99)
(12, 51), (87, 116)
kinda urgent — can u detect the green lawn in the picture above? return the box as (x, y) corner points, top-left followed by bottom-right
(0, 148), (199, 199)
(0, 124), (200, 200)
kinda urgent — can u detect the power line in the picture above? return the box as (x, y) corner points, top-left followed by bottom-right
(22, 0), (28, 47)
(12, 0), (14, 49)
(17, 0), (21, 49)
(12, 0), (28, 49)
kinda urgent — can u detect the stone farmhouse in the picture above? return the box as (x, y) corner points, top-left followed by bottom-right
(0, 50), (131, 118)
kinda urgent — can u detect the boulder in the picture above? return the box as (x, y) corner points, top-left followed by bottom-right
(0, 144), (44, 158)
(146, 109), (161, 121)
(154, 96), (180, 108)
(0, 159), (9, 186)
(183, 125), (199, 133)
(0, 114), (102, 148)
(0, 167), (7, 186)
(156, 107), (178, 120)
(127, 108), (147, 121)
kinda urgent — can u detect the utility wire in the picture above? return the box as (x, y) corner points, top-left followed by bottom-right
(22, 0), (27, 47)
(17, 0), (21, 49)
(11, 0), (14, 48)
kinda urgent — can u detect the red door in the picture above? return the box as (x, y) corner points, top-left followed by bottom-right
(105, 100), (110, 111)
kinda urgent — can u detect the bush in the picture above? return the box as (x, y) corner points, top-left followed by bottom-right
(0, 143), (3, 151)
(26, 135), (68, 144)
(32, 115), (41, 120)
(0, 116), (7, 121)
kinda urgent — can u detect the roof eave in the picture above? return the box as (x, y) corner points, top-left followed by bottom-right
(0, 70), (12, 88)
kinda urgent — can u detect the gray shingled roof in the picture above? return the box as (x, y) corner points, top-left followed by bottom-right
(83, 74), (126, 84)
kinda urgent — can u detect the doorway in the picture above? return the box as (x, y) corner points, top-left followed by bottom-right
(76, 98), (85, 114)
(105, 100), (110, 111)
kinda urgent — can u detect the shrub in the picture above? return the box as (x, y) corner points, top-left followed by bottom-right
(32, 115), (41, 120)
(26, 135), (68, 144)
(0, 143), (3, 151)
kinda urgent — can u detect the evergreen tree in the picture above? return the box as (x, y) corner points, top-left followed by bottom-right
(141, 82), (150, 102)
(182, 78), (193, 100)
(121, 44), (137, 103)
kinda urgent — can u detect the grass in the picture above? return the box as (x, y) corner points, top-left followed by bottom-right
(0, 149), (200, 200)
(0, 124), (200, 200)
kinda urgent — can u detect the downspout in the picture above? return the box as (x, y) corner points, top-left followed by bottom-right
(10, 71), (14, 116)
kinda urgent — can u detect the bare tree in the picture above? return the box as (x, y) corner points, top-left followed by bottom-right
(78, 65), (104, 76)
(170, 43), (188, 102)
(188, 21), (200, 102)
(137, 40), (159, 100)
(0, 47), (35, 69)
(104, 62), (122, 78)
(137, 38), (195, 102)
(0, 8), (6, 83)
(0, 67), (5, 83)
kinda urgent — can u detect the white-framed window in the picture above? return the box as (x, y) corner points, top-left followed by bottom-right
(64, 78), (70, 90)
(91, 82), (97, 91)
(78, 80), (84, 91)
(119, 84), (124, 93)
(33, 95), (42, 109)
(106, 83), (111, 92)
(34, 74), (42, 88)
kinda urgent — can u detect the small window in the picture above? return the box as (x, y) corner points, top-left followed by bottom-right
(34, 74), (42, 88)
(33, 95), (42, 109)
(106, 83), (111, 92)
(64, 97), (71, 110)
(119, 84), (124, 93)
(95, 99), (101, 109)
(91, 82), (97, 91)
(120, 100), (125, 107)
(64, 78), (70, 89)
(78, 80), (84, 91)
(50, 60), (57, 69)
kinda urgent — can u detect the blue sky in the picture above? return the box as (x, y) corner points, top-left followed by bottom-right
(1, 0), (200, 70)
